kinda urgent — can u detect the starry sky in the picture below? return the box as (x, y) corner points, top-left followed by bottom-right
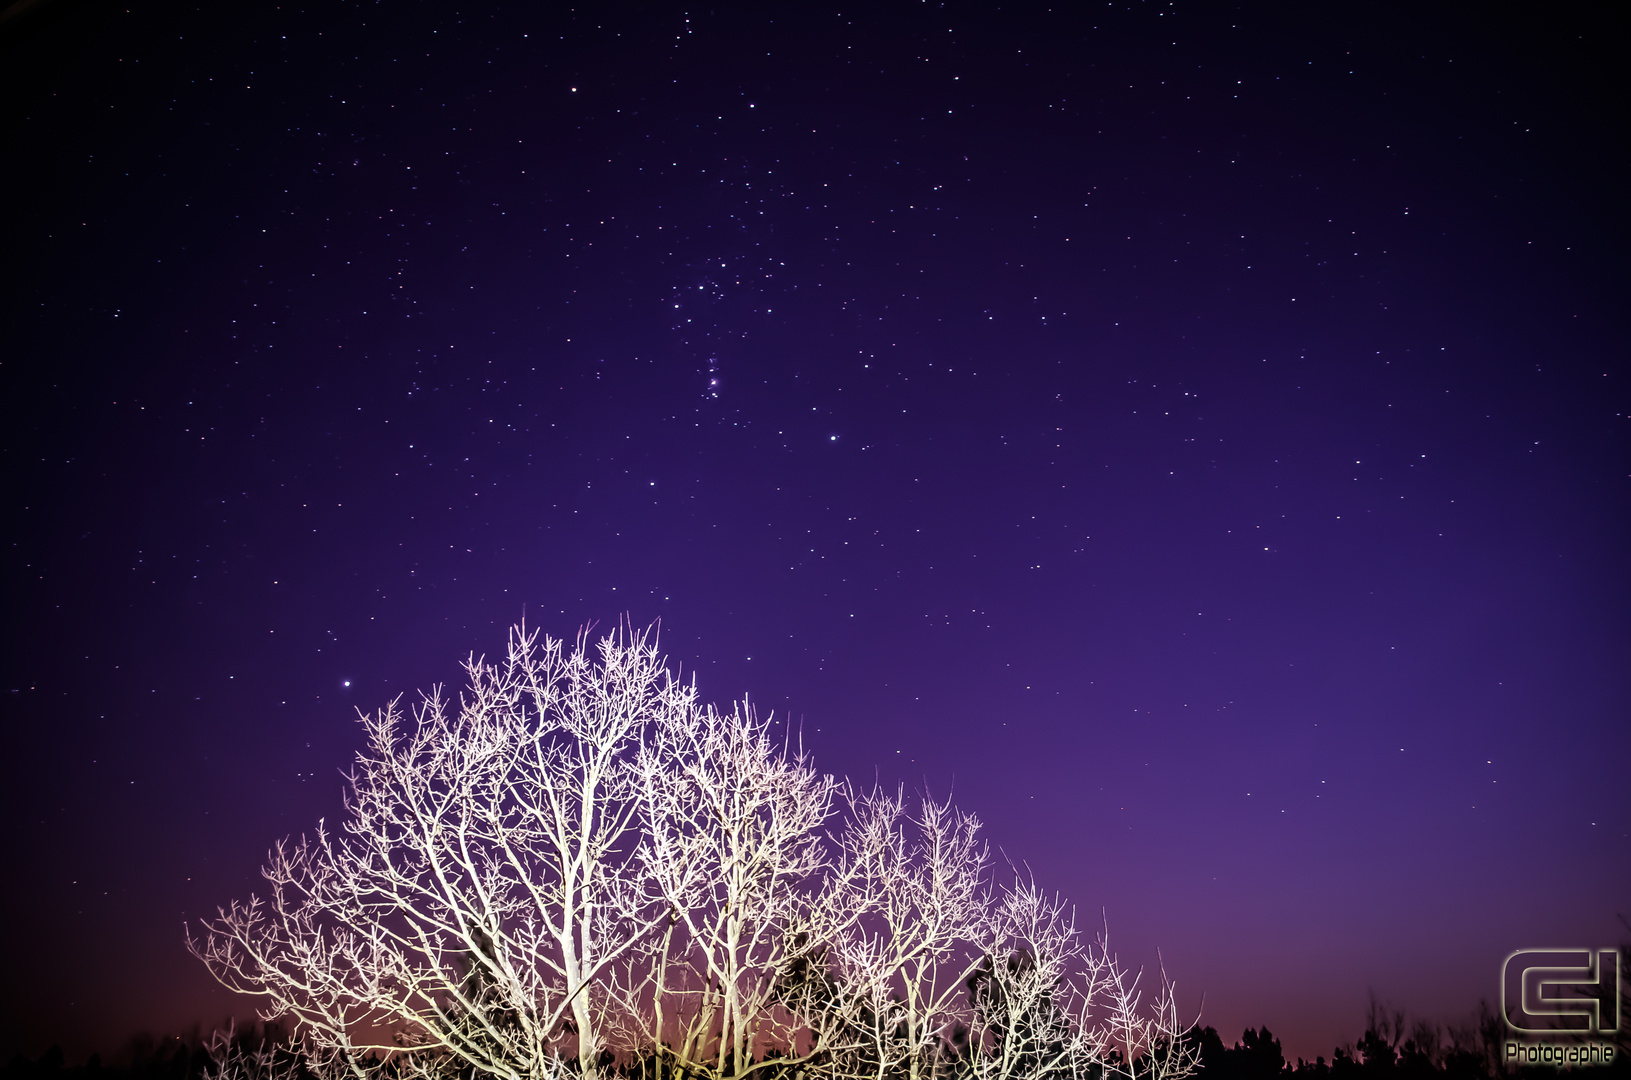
(1, 0), (1626, 1063)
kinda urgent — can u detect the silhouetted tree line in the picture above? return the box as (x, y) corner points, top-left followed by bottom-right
(2, 1024), (307, 1080)
(1182, 994), (1628, 1080)
(8, 987), (1629, 1080)
(3, 1036), (206, 1080)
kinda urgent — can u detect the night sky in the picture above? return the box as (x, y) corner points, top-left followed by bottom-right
(2, 0), (1626, 1064)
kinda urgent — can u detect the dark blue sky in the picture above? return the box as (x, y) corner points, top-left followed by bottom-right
(2, 0), (1625, 1062)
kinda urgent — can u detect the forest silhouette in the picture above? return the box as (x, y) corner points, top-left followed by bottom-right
(6, 992), (1627, 1080)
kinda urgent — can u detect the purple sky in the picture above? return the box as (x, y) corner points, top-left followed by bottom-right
(2, 0), (1626, 1064)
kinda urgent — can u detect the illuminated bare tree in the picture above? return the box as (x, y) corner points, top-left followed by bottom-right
(190, 625), (696, 1080)
(811, 796), (1201, 1080)
(1085, 924), (1199, 1080)
(199, 1022), (304, 1080)
(968, 885), (1199, 1080)
(628, 700), (840, 1079)
(810, 787), (991, 1080)
(192, 621), (1199, 1080)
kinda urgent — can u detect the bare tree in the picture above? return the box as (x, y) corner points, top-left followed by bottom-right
(629, 700), (840, 1079)
(200, 1022), (308, 1080)
(192, 622), (1199, 1080)
(190, 625), (696, 1080)
(964, 884), (1198, 1080)
(966, 880), (1094, 1080)
(1083, 923), (1199, 1080)
(810, 787), (991, 1080)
